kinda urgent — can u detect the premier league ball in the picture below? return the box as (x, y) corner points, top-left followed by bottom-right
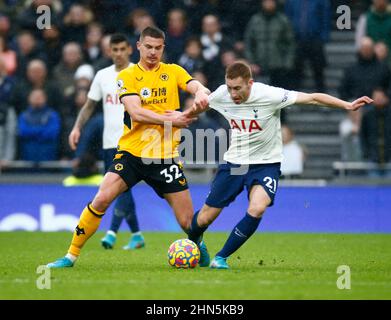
(168, 239), (200, 268)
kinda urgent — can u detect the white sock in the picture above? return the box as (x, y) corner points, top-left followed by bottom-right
(65, 253), (77, 263)
(107, 230), (117, 237)
(132, 231), (142, 236)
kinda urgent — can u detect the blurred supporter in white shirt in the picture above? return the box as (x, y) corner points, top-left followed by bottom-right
(281, 125), (305, 178)
(339, 110), (362, 162)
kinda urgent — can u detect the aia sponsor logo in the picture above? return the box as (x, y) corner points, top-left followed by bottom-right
(230, 119), (262, 132)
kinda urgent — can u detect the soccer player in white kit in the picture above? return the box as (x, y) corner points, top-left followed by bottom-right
(185, 61), (373, 269)
(68, 34), (145, 250)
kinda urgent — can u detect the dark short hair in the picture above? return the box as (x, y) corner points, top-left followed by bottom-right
(110, 33), (130, 46)
(225, 61), (252, 81)
(140, 26), (165, 41)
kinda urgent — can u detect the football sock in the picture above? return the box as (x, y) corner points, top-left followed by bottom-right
(109, 209), (125, 233)
(114, 192), (139, 233)
(124, 210), (140, 233)
(217, 213), (262, 259)
(68, 203), (105, 257)
(187, 210), (208, 244)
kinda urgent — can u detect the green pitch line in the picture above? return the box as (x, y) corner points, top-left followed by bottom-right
(0, 232), (390, 299)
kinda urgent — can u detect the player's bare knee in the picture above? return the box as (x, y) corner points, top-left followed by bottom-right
(247, 204), (267, 218)
(93, 191), (112, 211)
(179, 218), (191, 231)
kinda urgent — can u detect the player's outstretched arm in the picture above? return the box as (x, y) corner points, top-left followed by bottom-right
(184, 80), (211, 117)
(69, 98), (97, 150)
(122, 95), (196, 128)
(295, 92), (373, 111)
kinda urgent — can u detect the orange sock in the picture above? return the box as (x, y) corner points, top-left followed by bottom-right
(68, 203), (104, 257)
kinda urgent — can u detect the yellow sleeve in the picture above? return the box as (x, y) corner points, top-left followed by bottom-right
(117, 69), (138, 102)
(171, 64), (193, 91)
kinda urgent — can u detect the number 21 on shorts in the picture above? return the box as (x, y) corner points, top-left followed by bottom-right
(263, 176), (277, 194)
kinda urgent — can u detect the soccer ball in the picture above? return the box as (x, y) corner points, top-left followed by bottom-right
(168, 239), (200, 268)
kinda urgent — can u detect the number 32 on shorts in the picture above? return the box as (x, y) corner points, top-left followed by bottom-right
(263, 176), (277, 194)
(160, 165), (183, 183)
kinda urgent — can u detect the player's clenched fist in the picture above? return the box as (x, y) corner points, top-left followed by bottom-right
(68, 127), (81, 151)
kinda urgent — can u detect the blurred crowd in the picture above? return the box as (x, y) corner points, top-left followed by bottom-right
(0, 0), (390, 178)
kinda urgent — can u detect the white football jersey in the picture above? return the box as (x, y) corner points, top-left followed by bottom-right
(208, 82), (298, 164)
(88, 63), (133, 149)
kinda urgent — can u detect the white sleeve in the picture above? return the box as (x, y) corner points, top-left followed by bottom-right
(265, 85), (298, 110)
(87, 72), (102, 102)
(208, 85), (226, 112)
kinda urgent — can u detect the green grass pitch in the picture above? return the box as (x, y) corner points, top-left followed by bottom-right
(0, 232), (390, 299)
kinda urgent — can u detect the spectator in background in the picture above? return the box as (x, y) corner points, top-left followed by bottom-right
(285, 0), (331, 92)
(172, 0), (217, 35)
(339, 110), (362, 162)
(0, 35), (17, 75)
(360, 87), (391, 177)
(0, 14), (13, 39)
(61, 88), (89, 160)
(74, 64), (94, 90)
(18, 88), (61, 161)
(15, 30), (46, 78)
(83, 23), (104, 65)
(200, 14), (233, 90)
(165, 8), (189, 63)
(61, 64), (94, 131)
(244, 0), (295, 89)
(207, 49), (237, 92)
(41, 24), (62, 72)
(339, 37), (391, 101)
(281, 125), (305, 178)
(355, 0), (391, 52)
(53, 42), (83, 98)
(125, 8), (155, 63)
(61, 3), (92, 45)
(217, 0), (259, 52)
(10, 59), (63, 115)
(63, 152), (103, 186)
(178, 36), (205, 75)
(200, 14), (232, 64)
(0, 56), (14, 103)
(88, 0), (132, 33)
(0, 102), (17, 169)
(0, 57), (16, 169)
(93, 35), (112, 71)
(374, 41), (390, 66)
